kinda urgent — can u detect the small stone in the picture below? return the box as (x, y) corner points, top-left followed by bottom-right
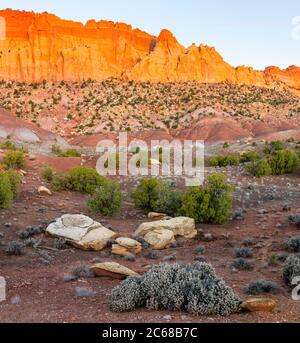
(38, 186), (52, 196)
(240, 298), (277, 312)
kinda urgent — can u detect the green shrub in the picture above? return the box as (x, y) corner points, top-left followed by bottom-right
(269, 150), (298, 175)
(6, 169), (21, 196)
(51, 144), (62, 155)
(270, 140), (284, 151)
(179, 174), (234, 224)
(0, 172), (13, 209)
(131, 178), (160, 212)
(132, 179), (182, 216)
(247, 159), (271, 177)
(0, 140), (16, 150)
(223, 142), (230, 149)
(151, 182), (183, 216)
(41, 165), (56, 182)
(209, 155), (240, 167)
(59, 149), (81, 158)
(88, 181), (123, 216)
(3, 151), (26, 169)
(240, 150), (260, 163)
(51, 167), (109, 194)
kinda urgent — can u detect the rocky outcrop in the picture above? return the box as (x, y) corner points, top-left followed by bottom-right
(135, 217), (197, 239)
(0, 9), (299, 89)
(46, 214), (117, 251)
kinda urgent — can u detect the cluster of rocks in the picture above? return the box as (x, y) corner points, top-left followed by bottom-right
(45, 213), (278, 314)
(46, 214), (197, 252)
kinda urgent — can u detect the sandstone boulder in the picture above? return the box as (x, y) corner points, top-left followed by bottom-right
(240, 298), (277, 312)
(135, 217), (197, 239)
(144, 229), (175, 250)
(46, 214), (116, 251)
(91, 262), (139, 280)
(112, 237), (142, 256)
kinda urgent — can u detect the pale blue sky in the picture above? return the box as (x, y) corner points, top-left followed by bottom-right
(1, 0), (299, 70)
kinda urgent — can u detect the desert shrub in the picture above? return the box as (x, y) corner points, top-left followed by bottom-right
(223, 142), (230, 149)
(0, 173), (13, 208)
(0, 140), (16, 150)
(234, 247), (253, 258)
(0, 171), (16, 209)
(163, 253), (177, 261)
(287, 236), (300, 253)
(134, 236), (150, 249)
(247, 159), (271, 177)
(75, 287), (96, 298)
(269, 150), (298, 175)
(240, 150), (261, 163)
(87, 181), (123, 216)
(179, 173), (234, 224)
(142, 250), (159, 259)
(209, 155), (240, 168)
(283, 255), (300, 286)
(109, 262), (241, 316)
(3, 151), (26, 169)
(71, 265), (95, 279)
(245, 280), (280, 295)
(242, 237), (258, 247)
(52, 167), (109, 194)
(195, 245), (206, 254)
(124, 254), (136, 262)
(18, 226), (44, 239)
(270, 140), (284, 151)
(289, 214), (300, 229)
(51, 144), (62, 155)
(268, 253), (278, 266)
(54, 238), (67, 250)
(6, 169), (21, 196)
(5, 241), (25, 256)
(151, 183), (183, 216)
(231, 258), (254, 270)
(132, 178), (182, 216)
(41, 165), (56, 182)
(59, 148), (81, 158)
(132, 178), (160, 212)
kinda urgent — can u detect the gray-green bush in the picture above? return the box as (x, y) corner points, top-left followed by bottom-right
(283, 255), (300, 286)
(245, 280), (280, 295)
(109, 262), (241, 316)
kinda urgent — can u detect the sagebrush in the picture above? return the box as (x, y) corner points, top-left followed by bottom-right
(109, 262), (241, 316)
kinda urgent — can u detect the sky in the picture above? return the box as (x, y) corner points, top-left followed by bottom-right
(1, 0), (299, 70)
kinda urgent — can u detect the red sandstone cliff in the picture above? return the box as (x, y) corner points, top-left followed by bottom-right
(0, 9), (299, 89)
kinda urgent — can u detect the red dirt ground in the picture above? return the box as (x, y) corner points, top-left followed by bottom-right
(0, 156), (300, 323)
